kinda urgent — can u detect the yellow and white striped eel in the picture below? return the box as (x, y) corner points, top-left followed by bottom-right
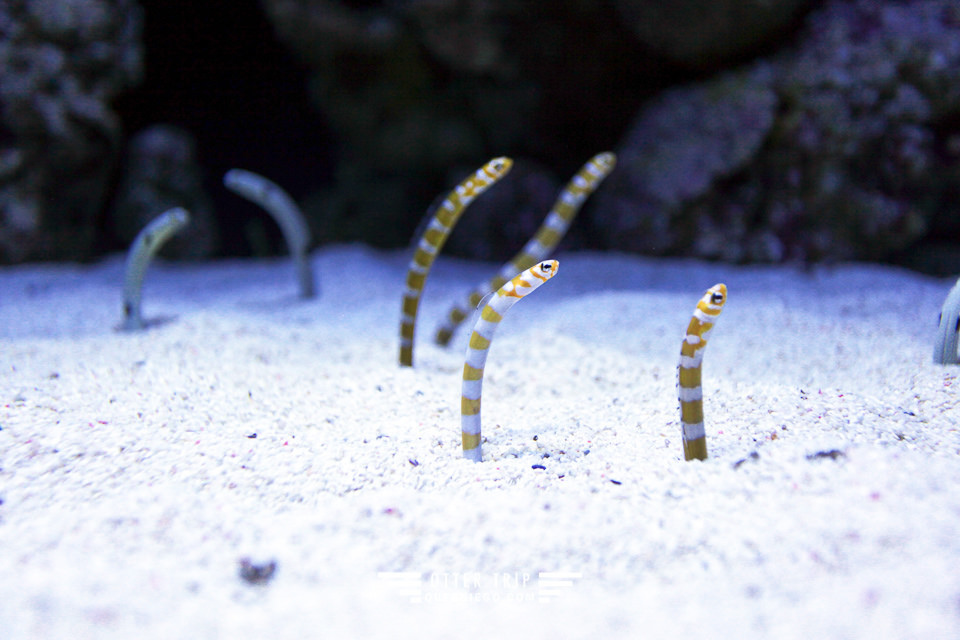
(461, 260), (559, 462)
(678, 283), (727, 461)
(435, 152), (616, 347)
(399, 157), (513, 367)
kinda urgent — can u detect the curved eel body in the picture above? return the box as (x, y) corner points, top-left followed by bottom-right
(435, 152), (615, 346)
(678, 283), (727, 461)
(224, 169), (315, 298)
(399, 157), (513, 367)
(461, 260), (559, 462)
(121, 207), (190, 331)
(933, 277), (960, 364)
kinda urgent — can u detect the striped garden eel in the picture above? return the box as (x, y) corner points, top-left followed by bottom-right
(678, 283), (727, 461)
(933, 276), (960, 364)
(461, 260), (559, 462)
(399, 157), (513, 367)
(435, 152), (616, 347)
(223, 169), (316, 299)
(120, 207), (190, 331)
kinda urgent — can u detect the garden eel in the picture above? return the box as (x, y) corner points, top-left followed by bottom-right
(223, 168), (315, 298)
(933, 277), (960, 364)
(399, 157), (513, 367)
(435, 152), (616, 347)
(120, 207), (191, 331)
(461, 260), (559, 462)
(678, 283), (727, 461)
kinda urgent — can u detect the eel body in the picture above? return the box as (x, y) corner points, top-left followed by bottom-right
(435, 152), (615, 346)
(399, 157), (513, 367)
(224, 169), (315, 298)
(678, 283), (727, 461)
(121, 207), (190, 331)
(933, 277), (960, 364)
(461, 260), (559, 461)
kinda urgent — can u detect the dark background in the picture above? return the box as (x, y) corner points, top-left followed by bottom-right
(115, 1), (335, 256)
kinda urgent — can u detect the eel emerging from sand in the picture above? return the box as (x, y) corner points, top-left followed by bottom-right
(461, 260), (559, 462)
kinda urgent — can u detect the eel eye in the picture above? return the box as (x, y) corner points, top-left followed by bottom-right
(541, 262), (552, 271)
(711, 293), (724, 304)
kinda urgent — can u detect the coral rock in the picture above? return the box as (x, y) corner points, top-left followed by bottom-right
(0, 0), (142, 263)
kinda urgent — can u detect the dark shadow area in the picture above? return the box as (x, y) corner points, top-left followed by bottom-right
(114, 0), (336, 257)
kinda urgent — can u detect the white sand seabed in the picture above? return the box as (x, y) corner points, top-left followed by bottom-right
(1, 244), (958, 638)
